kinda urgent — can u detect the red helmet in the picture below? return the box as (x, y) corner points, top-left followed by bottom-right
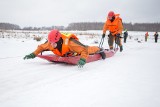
(48, 30), (61, 43)
(108, 11), (115, 20)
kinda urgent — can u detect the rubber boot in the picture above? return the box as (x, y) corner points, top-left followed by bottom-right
(120, 46), (123, 52)
(99, 49), (106, 59)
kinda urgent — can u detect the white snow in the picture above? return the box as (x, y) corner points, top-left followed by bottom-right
(0, 31), (160, 107)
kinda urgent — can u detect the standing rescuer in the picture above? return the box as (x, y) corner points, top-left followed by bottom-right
(123, 29), (128, 43)
(145, 32), (149, 42)
(23, 30), (106, 67)
(154, 32), (159, 43)
(102, 11), (124, 52)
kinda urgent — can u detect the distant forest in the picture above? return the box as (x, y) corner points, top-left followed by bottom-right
(0, 22), (160, 32)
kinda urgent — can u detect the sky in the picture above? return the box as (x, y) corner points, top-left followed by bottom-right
(0, 0), (160, 28)
(0, 31), (160, 107)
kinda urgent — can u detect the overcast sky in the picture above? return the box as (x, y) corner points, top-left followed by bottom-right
(0, 0), (160, 28)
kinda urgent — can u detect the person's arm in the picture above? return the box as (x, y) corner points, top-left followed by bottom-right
(68, 39), (88, 67)
(23, 42), (52, 60)
(103, 21), (109, 34)
(33, 42), (52, 56)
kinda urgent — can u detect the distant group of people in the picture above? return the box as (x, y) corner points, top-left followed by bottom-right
(145, 32), (159, 43)
(24, 11), (124, 67)
(122, 30), (159, 43)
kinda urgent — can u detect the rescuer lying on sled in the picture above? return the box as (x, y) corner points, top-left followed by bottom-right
(23, 29), (106, 67)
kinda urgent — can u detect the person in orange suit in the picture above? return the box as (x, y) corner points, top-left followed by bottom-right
(145, 32), (149, 42)
(24, 30), (106, 67)
(102, 11), (124, 52)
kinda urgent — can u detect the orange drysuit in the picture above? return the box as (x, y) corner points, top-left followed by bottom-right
(145, 32), (149, 37)
(145, 32), (149, 42)
(103, 14), (123, 49)
(103, 14), (123, 36)
(33, 33), (100, 60)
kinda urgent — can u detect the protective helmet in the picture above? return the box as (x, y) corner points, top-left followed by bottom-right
(108, 11), (115, 20)
(48, 30), (61, 43)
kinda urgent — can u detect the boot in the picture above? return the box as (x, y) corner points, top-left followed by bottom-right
(120, 46), (123, 52)
(99, 49), (106, 59)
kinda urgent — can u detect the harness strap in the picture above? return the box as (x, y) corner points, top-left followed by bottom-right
(63, 38), (87, 57)
(70, 38), (88, 47)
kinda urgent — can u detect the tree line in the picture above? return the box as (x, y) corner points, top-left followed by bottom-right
(0, 23), (64, 30)
(0, 23), (20, 30)
(0, 22), (160, 32)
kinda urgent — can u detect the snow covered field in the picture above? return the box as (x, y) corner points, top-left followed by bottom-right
(0, 31), (160, 107)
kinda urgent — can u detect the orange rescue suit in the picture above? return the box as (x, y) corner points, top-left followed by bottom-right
(145, 32), (149, 37)
(33, 33), (100, 60)
(103, 14), (123, 36)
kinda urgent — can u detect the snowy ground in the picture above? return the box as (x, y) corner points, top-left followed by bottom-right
(0, 31), (160, 107)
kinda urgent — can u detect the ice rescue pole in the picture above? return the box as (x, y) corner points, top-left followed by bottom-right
(114, 36), (119, 50)
(99, 37), (104, 48)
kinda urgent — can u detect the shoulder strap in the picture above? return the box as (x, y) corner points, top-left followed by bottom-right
(70, 38), (87, 47)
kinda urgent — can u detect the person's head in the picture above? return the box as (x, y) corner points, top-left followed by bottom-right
(48, 29), (61, 48)
(108, 11), (115, 22)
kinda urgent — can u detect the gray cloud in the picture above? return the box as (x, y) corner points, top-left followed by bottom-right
(0, 0), (160, 27)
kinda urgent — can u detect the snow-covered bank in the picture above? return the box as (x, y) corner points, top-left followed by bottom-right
(0, 31), (160, 107)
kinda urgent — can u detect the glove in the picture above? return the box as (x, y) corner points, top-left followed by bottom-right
(102, 34), (105, 38)
(77, 58), (86, 68)
(116, 33), (121, 38)
(108, 33), (111, 38)
(23, 53), (36, 60)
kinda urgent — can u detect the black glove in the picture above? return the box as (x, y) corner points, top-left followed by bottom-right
(102, 34), (105, 38)
(108, 33), (111, 38)
(23, 53), (36, 60)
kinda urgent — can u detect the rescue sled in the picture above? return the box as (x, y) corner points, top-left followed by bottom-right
(37, 48), (118, 65)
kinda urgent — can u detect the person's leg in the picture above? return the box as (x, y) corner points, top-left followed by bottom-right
(87, 46), (106, 59)
(115, 36), (123, 52)
(108, 34), (114, 50)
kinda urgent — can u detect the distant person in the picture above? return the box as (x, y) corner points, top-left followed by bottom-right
(154, 32), (159, 43)
(123, 29), (128, 43)
(145, 32), (149, 42)
(23, 30), (106, 67)
(102, 11), (123, 52)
